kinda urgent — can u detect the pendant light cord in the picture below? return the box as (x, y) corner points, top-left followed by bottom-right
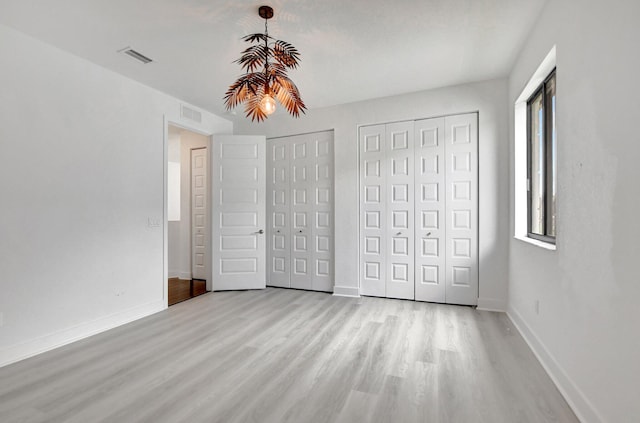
(264, 17), (270, 95)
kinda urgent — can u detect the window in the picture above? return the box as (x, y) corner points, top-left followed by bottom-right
(527, 70), (556, 243)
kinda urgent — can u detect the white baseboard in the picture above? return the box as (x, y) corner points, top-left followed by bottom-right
(507, 307), (604, 423)
(168, 269), (179, 279)
(332, 285), (360, 298)
(0, 299), (165, 368)
(477, 297), (507, 312)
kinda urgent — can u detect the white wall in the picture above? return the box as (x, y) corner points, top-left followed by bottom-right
(235, 79), (510, 309)
(507, 1), (640, 422)
(0, 24), (232, 366)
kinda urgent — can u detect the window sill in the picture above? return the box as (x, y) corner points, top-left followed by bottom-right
(514, 235), (557, 251)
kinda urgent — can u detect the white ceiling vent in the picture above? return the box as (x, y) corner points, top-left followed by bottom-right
(119, 47), (153, 64)
(181, 105), (202, 123)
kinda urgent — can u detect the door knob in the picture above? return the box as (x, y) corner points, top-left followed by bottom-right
(276, 230), (281, 233)
(298, 230), (303, 233)
(396, 232), (402, 236)
(258, 229), (264, 234)
(426, 232), (432, 236)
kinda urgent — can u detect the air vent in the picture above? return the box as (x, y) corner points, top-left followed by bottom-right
(181, 105), (202, 123)
(119, 47), (153, 64)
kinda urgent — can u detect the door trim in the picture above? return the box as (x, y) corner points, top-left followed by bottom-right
(163, 116), (216, 308)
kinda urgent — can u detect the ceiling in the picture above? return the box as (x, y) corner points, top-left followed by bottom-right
(0, 0), (546, 121)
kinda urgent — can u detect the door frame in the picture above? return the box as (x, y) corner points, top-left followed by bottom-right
(163, 115), (216, 308)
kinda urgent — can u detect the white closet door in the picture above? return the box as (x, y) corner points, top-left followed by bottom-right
(267, 131), (335, 292)
(414, 118), (446, 302)
(290, 137), (315, 289)
(267, 139), (291, 287)
(385, 122), (415, 300)
(444, 113), (478, 305)
(359, 125), (387, 297)
(191, 147), (209, 281)
(212, 135), (266, 291)
(312, 132), (334, 292)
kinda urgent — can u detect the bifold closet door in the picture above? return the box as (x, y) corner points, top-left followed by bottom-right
(443, 114), (478, 305)
(386, 122), (414, 299)
(359, 125), (387, 297)
(312, 131), (334, 292)
(290, 137), (315, 289)
(266, 131), (334, 292)
(414, 113), (478, 305)
(359, 113), (478, 305)
(359, 122), (414, 300)
(267, 138), (291, 288)
(414, 118), (446, 302)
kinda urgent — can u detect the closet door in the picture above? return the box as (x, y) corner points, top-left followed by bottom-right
(444, 113), (478, 305)
(290, 137), (315, 289)
(359, 113), (478, 305)
(312, 132), (334, 292)
(414, 118), (446, 302)
(267, 131), (335, 292)
(359, 125), (387, 297)
(385, 122), (414, 300)
(267, 139), (291, 287)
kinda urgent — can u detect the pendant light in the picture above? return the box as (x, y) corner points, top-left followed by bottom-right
(224, 5), (306, 122)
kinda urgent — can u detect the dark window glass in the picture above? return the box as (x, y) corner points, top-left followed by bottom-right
(527, 70), (556, 242)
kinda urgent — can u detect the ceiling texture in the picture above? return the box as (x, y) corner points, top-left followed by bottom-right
(0, 0), (546, 121)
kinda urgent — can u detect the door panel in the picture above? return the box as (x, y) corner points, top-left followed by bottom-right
(444, 113), (478, 305)
(267, 139), (291, 287)
(212, 136), (266, 290)
(311, 131), (334, 292)
(385, 122), (414, 300)
(414, 118), (445, 303)
(191, 147), (208, 281)
(359, 125), (387, 297)
(290, 137), (314, 290)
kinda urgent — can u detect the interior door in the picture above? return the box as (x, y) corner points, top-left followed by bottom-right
(414, 118), (446, 302)
(290, 137), (315, 289)
(385, 121), (415, 300)
(444, 113), (478, 305)
(212, 135), (266, 291)
(359, 125), (387, 297)
(191, 147), (208, 281)
(267, 138), (291, 287)
(311, 131), (334, 292)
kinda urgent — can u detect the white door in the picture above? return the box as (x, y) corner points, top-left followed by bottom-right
(290, 137), (315, 289)
(266, 131), (335, 292)
(386, 122), (415, 300)
(444, 113), (478, 305)
(359, 125), (387, 297)
(267, 138), (291, 288)
(414, 118), (446, 302)
(191, 147), (208, 281)
(359, 113), (478, 305)
(311, 131), (334, 292)
(212, 135), (266, 291)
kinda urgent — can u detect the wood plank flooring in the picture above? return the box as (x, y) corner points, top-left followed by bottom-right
(0, 288), (578, 423)
(168, 278), (207, 306)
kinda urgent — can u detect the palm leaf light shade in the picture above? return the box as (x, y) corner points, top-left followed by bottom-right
(224, 5), (306, 122)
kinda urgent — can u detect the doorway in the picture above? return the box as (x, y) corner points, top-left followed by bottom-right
(167, 125), (211, 305)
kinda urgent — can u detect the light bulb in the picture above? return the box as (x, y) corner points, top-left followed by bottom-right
(260, 94), (276, 115)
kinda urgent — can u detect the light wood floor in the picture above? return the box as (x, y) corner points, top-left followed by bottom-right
(0, 288), (578, 423)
